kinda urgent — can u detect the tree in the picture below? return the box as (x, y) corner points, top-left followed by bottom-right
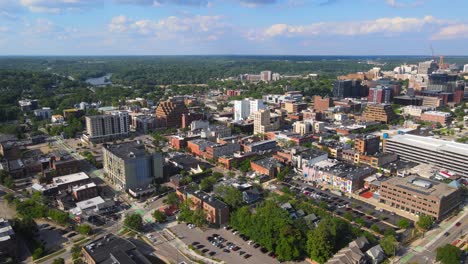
(152, 210), (167, 223)
(214, 185), (244, 209)
(306, 227), (334, 263)
(355, 218), (365, 227)
(397, 219), (410, 229)
(380, 235), (397, 256)
(32, 246), (44, 260)
(76, 224), (92, 235)
(124, 214), (143, 231)
(52, 258), (65, 264)
(163, 192), (179, 207)
(344, 212), (354, 222)
(275, 225), (303, 261)
(371, 224), (381, 234)
(71, 245), (82, 259)
(416, 214), (434, 230)
(436, 244), (462, 264)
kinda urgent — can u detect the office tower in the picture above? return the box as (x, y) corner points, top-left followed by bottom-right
(155, 99), (188, 128)
(102, 141), (164, 190)
(355, 134), (380, 155)
(84, 111), (130, 143)
(253, 109), (279, 134)
(233, 99), (266, 121)
(368, 86), (392, 104)
(333, 80), (367, 99)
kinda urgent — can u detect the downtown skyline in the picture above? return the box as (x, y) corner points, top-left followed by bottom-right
(0, 0), (468, 55)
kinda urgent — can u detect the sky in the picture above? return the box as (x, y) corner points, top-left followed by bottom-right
(0, 0), (467, 55)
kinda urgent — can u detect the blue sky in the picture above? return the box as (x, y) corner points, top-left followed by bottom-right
(0, 0), (467, 55)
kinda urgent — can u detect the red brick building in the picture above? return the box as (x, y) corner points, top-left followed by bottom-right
(313, 96), (332, 112)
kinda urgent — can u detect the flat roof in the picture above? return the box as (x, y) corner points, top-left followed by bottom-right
(53, 172), (89, 185)
(383, 176), (458, 198)
(104, 141), (147, 160)
(75, 196), (106, 210)
(386, 134), (468, 156)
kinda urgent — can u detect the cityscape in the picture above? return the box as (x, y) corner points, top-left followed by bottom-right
(0, 1), (468, 264)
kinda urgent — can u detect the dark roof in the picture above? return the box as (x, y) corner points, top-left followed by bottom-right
(252, 157), (283, 170)
(181, 187), (228, 210)
(169, 154), (212, 170)
(83, 234), (151, 264)
(104, 141), (147, 160)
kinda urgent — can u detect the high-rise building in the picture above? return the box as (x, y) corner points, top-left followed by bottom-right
(427, 73), (459, 92)
(155, 99), (188, 128)
(284, 101), (308, 113)
(84, 111), (130, 143)
(272, 73), (281, 81)
(102, 141), (164, 190)
(383, 134), (468, 176)
(260, 71), (272, 82)
(253, 109), (280, 134)
(417, 60), (438, 74)
(293, 121), (313, 135)
(233, 99), (266, 121)
(368, 86), (392, 104)
(333, 80), (367, 99)
(379, 176), (461, 220)
(362, 104), (395, 124)
(463, 64), (468, 73)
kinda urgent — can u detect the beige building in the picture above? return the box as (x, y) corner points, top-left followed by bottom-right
(83, 111), (130, 143)
(253, 109), (280, 134)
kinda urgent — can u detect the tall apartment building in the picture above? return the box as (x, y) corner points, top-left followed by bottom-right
(383, 134), (468, 176)
(261, 71), (272, 82)
(463, 64), (468, 73)
(355, 134), (380, 155)
(417, 60), (438, 74)
(155, 99), (188, 128)
(362, 104), (395, 123)
(293, 121), (312, 135)
(313, 96), (331, 112)
(420, 111), (452, 126)
(427, 73), (459, 92)
(284, 101), (308, 113)
(233, 99), (266, 121)
(368, 86), (392, 104)
(84, 111), (130, 143)
(253, 109), (280, 134)
(102, 141), (163, 190)
(379, 176), (461, 220)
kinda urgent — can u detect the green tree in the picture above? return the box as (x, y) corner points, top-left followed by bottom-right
(371, 224), (381, 234)
(214, 185), (244, 209)
(416, 214), (434, 230)
(32, 246), (44, 260)
(52, 258), (65, 264)
(124, 214), (143, 231)
(71, 245), (82, 259)
(397, 219), (410, 229)
(152, 210), (167, 223)
(344, 212), (354, 222)
(355, 218), (365, 227)
(306, 227), (334, 263)
(275, 225), (303, 261)
(76, 224), (92, 235)
(163, 192), (179, 207)
(380, 235), (398, 256)
(436, 244), (462, 264)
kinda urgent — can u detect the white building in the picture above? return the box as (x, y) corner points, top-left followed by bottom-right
(34, 107), (53, 120)
(402, 105), (434, 117)
(293, 121), (313, 135)
(261, 71), (272, 82)
(464, 64), (468, 73)
(233, 99), (266, 121)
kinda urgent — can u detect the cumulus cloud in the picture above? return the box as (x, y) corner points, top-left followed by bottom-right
(385, 0), (424, 8)
(19, 0), (101, 13)
(432, 24), (468, 40)
(108, 14), (227, 41)
(260, 16), (442, 39)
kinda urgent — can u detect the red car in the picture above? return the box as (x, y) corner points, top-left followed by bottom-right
(455, 222), (461, 227)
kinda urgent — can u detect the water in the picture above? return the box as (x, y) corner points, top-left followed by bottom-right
(85, 73), (112, 86)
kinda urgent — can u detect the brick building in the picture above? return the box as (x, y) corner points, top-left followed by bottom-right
(362, 104), (395, 123)
(313, 96), (332, 112)
(420, 111), (452, 126)
(355, 134), (380, 155)
(155, 100), (189, 128)
(250, 157), (284, 177)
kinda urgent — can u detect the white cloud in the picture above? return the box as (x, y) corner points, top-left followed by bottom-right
(260, 16), (442, 39)
(108, 14), (226, 41)
(0, 26), (8, 32)
(432, 24), (468, 40)
(385, 0), (424, 8)
(19, 0), (101, 13)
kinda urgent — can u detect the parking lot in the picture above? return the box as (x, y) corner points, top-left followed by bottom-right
(171, 223), (306, 264)
(290, 180), (408, 232)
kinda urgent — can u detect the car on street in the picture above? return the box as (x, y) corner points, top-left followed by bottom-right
(455, 222), (461, 227)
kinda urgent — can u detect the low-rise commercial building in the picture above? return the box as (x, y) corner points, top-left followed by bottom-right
(420, 111), (452, 126)
(379, 176), (461, 220)
(362, 104), (395, 123)
(250, 157), (284, 177)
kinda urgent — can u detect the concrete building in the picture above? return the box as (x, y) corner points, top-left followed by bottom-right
(18, 99), (38, 112)
(418, 60), (438, 74)
(132, 115), (157, 134)
(333, 79), (367, 99)
(233, 99), (266, 121)
(402, 105), (434, 117)
(464, 64), (468, 73)
(34, 107), (53, 120)
(102, 141), (163, 190)
(83, 111), (130, 143)
(253, 109), (280, 134)
(176, 187), (230, 225)
(379, 176), (461, 220)
(420, 111), (452, 126)
(155, 99), (188, 128)
(0, 218), (17, 261)
(368, 86), (392, 104)
(293, 121), (313, 135)
(260, 71), (272, 82)
(383, 134), (468, 176)
(82, 234), (151, 264)
(243, 140), (277, 153)
(284, 101), (307, 113)
(362, 104), (395, 124)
